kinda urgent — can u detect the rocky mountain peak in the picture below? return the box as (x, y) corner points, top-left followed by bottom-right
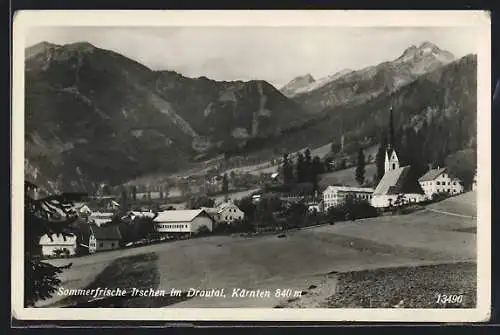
(280, 74), (316, 97)
(397, 41), (455, 63)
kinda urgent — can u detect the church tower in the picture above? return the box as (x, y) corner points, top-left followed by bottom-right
(384, 106), (400, 173)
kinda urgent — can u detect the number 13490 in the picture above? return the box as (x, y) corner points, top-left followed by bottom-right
(436, 293), (464, 304)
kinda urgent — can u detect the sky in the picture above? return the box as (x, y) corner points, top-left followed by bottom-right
(26, 26), (478, 88)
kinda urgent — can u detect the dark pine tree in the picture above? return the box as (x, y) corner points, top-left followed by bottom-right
(375, 132), (388, 183)
(389, 106), (396, 149)
(304, 148), (312, 183)
(282, 153), (294, 185)
(120, 186), (129, 211)
(131, 186), (137, 202)
(311, 156), (323, 192)
(222, 173), (229, 194)
(355, 147), (366, 186)
(295, 152), (306, 183)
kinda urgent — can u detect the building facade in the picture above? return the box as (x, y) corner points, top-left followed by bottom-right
(418, 167), (464, 199)
(323, 186), (374, 211)
(39, 233), (78, 257)
(371, 148), (426, 208)
(155, 209), (214, 235)
(215, 202), (245, 224)
(88, 224), (122, 254)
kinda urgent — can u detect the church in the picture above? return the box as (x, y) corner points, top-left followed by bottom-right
(371, 108), (426, 208)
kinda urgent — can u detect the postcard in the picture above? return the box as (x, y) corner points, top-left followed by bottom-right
(11, 9), (491, 322)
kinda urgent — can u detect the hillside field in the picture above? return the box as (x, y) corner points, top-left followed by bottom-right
(39, 193), (477, 308)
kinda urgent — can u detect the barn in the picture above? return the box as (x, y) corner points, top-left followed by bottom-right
(154, 209), (214, 237)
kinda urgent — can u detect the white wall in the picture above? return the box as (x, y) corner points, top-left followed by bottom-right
(156, 215), (214, 233)
(419, 173), (464, 199)
(88, 235), (119, 253)
(371, 193), (425, 208)
(371, 195), (395, 208)
(219, 206), (244, 223)
(156, 221), (191, 233)
(324, 188), (373, 211)
(41, 244), (77, 257)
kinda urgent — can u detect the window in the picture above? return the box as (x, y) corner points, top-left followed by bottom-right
(436, 181), (440, 185)
(99, 242), (103, 248)
(453, 182), (456, 185)
(111, 243), (115, 248)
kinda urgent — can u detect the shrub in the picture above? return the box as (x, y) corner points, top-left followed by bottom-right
(327, 199), (379, 222)
(431, 191), (450, 202)
(196, 225), (211, 236)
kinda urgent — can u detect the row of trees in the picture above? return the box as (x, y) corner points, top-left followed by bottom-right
(374, 109), (476, 189)
(281, 148), (326, 190)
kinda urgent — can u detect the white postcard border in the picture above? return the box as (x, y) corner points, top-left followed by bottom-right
(11, 10), (491, 322)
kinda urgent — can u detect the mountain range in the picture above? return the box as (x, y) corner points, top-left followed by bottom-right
(24, 40), (476, 193)
(282, 42), (456, 113)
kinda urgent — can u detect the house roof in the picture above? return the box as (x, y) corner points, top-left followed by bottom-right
(323, 186), (374, 194)
(200, 207), (218, 214)
(39, 233), (77, 245)
(373, 166), (425, 196)
(418, 167), (447, 182)
(154, 209), (211, 223)
(216, 202), (241, 214)
(90, 224), (122, 240)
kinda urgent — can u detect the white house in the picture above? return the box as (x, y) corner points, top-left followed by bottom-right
(323, 186), (374, 211)
(39, 233), (78, 257)
(418, 167), (464, 199)
(215, 202), (245, 224)
(155, 209), (215, 235)
(371, 147), (426, 208)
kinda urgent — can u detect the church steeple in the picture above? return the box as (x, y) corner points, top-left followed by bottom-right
(388, 105), (395, 150)
(384, 106), (399, 173)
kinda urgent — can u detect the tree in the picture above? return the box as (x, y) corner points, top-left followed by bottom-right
(119, 186), (129, 211)
(282, 153), (294, 185)
(178, 179), (190, 197)
(187, 195), (215, 209)
(338, 158), (347, 170)
(304, 148), (312, 183)
(445, 148), (477, 190)
(295, 152), (305, 183)
(389, 106), (396, 149)
(286, 201), (308, 228)
(355, 148), (366, 186)
(311, 156), (324, 192)
(222, 173), (229, 194)
(375, 133), (388, 183)
(235, 196), (257, 224)
(324, 156), (334, 172)
(24, 181), (87, 307)
(131, 186), (137, 201)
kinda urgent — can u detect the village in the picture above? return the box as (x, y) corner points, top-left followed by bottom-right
(36, 108), (477, 261)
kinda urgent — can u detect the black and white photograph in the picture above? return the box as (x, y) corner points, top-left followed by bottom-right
(12, 10), (491, 322)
